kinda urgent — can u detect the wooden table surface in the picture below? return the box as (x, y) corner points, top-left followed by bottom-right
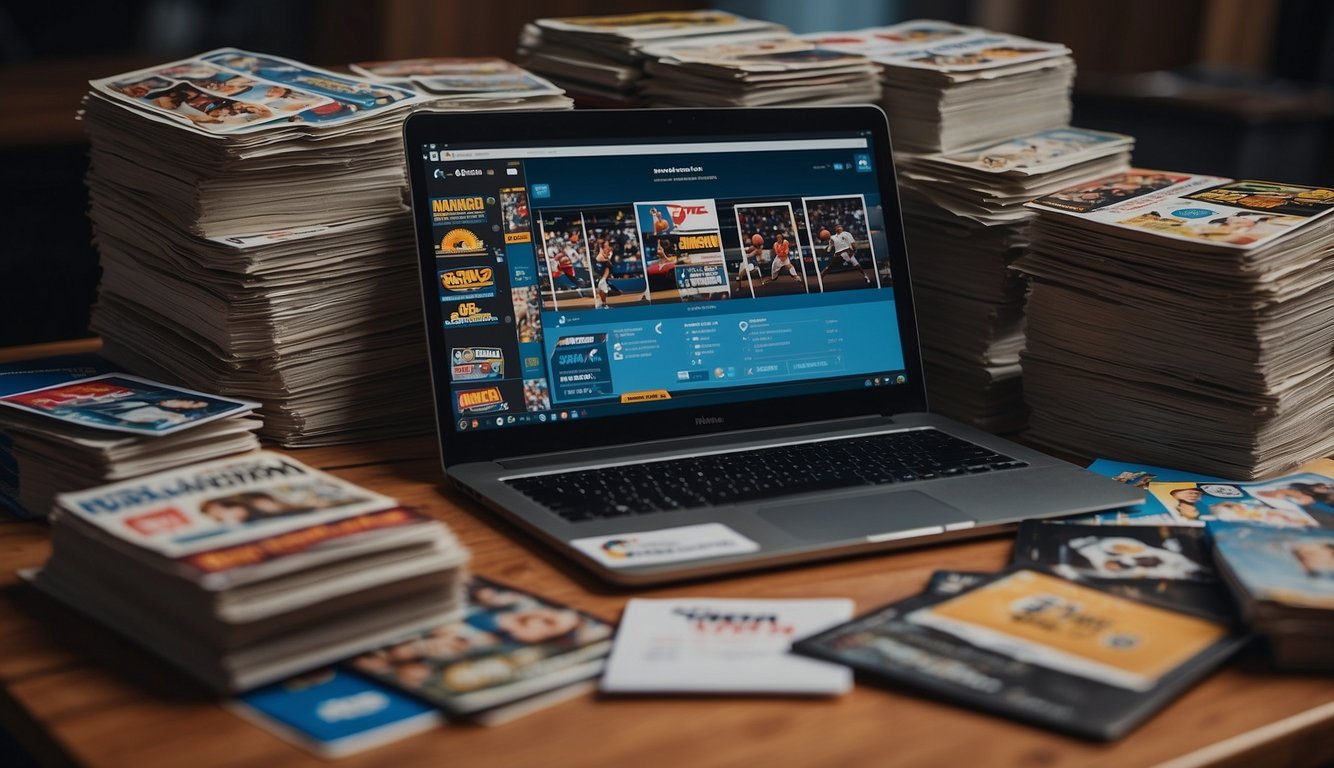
(1, 433), (1332, 768)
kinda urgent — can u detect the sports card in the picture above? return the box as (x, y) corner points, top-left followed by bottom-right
(600, 598), (853, 695)
(1013, 521), (1232, 619)
(906, 569), (1230, 691)
(792, 566), (1245, 741)
(634, 199), (730, 302)
(931, 128), (1132, 175)
(230, 667), (442, 758)
(802, 194), (880, 292)
(349, 576), (613, 716)
(1147, 461), (1334, 528)
(731, 202), (809, 298)
(1209, 522), (1334, 610)
(0, 373), (256, 436)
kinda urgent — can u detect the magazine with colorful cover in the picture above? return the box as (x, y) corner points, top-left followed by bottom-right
(1013, 520), (1233, 620)
(349, 576), (614, 716)
(924, 128), (1133, 176)
(53, 451), (398, 562)
(90, 48), (421, 135)
(1068, 459), (1226, 526)
(230, 667), (443, 758)
(600, 597), (853, 695)
(0, 373), (257, 437)
(1208, 522), (1334, 612)
(350, 57), (563, 99)
(1144, 459), (1334, 528)
(1027, 170), (1334, 250)
(792, 566), (1246, 740)
(803, 20), (1069, 72)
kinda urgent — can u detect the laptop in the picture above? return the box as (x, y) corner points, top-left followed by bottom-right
(402, 105), (1141, 586)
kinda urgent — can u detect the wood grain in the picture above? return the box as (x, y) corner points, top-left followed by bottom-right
(2, 439), (1330, 767)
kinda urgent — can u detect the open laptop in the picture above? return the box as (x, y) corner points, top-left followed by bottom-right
(402, 105), (1141, 586)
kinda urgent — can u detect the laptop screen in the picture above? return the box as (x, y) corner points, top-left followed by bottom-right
(412, 125), (911, 436)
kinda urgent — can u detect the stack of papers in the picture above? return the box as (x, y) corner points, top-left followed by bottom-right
(0, 357), (261, 519)
(1015, 172), (1334, 478)
(638, 33), (881, 107)
(518, 10), (784, 105)
(896, 128), (1132, 431)
(82, 50), (569, 446)
(1209, 521), (1334, 672)
(349, 57), (573, 111)
(26, 451), (470, 693)
(806, 20), (1075, 153)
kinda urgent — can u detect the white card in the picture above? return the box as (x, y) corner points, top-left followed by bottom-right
(601, 598), (854, 695)
(570, 523), (759, 568)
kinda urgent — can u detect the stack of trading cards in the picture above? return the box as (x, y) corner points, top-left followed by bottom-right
(1208, 521), (1334, 671)
(25, 451), (470, 693)
(894, 128), (1132, 432)
(81, 50), (569, 447)
(804, 20), (1075, 153)
(794, 566), (1247, 740)
(0, 357), (261, 519)
(1015, 172), (1334, 478)
(518, 10), (784, 105)
(637, 33), (881, 107)
(348, 576), (614, 722)
(349, 57), (574, 111)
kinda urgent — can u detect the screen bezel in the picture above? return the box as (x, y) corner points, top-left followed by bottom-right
(403, 106), (929, 468)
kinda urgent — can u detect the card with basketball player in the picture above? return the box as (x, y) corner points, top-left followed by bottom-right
(1012, 521), (1234, 620)
(536, 210), (597, 310)
(582, 206), (651, 309)
(800, 194), (881, 292)
(730, 202), (809, 298)
(793, 566), (1246, 740)
(634, 200), (730, 303)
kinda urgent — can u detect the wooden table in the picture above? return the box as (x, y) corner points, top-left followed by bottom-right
(1, 434), (1332, 768)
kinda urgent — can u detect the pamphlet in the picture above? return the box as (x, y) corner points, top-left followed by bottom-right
(600, 597), (853, 695)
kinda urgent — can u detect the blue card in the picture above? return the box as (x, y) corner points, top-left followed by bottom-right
(1069, 460), (1228, 525)
(232, 668), (442, 758)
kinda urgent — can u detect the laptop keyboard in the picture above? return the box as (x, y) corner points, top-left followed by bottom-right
(503, 428), (1028, 523)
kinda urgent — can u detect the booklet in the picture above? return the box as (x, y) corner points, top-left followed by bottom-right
(230, 667), (442, 758)
(0, 373), (257, 437)
(349, 577), (614, 716)
(600, 597), (853, 695)
(793, 567), (1246, 740)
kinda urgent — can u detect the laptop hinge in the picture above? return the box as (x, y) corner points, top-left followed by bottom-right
(494, 415), (893, 470)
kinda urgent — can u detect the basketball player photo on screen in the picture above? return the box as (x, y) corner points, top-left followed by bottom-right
(634, 199), (731, 304)
(500, 186), (532, 244)
(802, 194), (881, 291)
(730, 201), (810, 299)
(582, 206), (650, 309)
(536, 211), (595, 310)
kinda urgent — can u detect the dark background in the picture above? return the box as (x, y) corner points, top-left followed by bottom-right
(1, 0), (1331, 348)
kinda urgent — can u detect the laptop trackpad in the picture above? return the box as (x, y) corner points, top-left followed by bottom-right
(756, 491), (975, 542)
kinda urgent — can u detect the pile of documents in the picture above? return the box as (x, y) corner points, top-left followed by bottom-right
(1210, 522), (1334, 672)
(82, 50), (569, 446)
(518, 10), (784, 105)
(0, 355), (261, 519)
(896, 128), (1133, 431)
(806, 20), (1075, 153)
(1016, 172), (1334, 478)
(26, 451), (470, 693)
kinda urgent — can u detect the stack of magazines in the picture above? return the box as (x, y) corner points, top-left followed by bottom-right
(518, 10), (783, 105)
(637, 33), (881, 107)
(348, 57), (573, 111)
(82, 50), (570, 446)
(0, 356), (261, 519)
(805, 20), (1075, 153)
(1016, 172), (1334, 478)
(895, 128), (1132, 431)
(1209, 521), (1334, 671)
(25, 451), (470, 692)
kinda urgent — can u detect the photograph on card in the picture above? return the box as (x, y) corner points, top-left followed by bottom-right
(348, 576), (614, 716)
(1115, 208), (1305, 248)
(802, 194), (881, 291)
(729, 202), (811, 298)
(0, 373), (254, 436)
(1013, 521), (1233, 619)
(584, 206), (650, 309)
(1148, 476), (1326, 528)
(501, 186), (533, 244)
(536, 210), (596, 310)
(1032, 171), (1189, 213)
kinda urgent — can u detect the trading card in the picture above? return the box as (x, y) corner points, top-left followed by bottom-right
(0, 373), (256, 436)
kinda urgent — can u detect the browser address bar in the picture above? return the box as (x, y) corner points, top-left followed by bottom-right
(442, 138), (869, 160)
